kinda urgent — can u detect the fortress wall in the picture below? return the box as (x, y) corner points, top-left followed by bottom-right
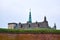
(0, 33), (60, 40)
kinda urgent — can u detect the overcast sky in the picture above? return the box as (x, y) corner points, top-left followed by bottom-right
(0, 0), (60, 29)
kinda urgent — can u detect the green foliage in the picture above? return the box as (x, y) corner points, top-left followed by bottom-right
(0, 28), (60, 34)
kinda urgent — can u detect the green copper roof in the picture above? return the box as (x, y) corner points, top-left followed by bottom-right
(29, 9), (32, 23)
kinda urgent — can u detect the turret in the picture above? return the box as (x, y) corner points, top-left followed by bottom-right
(53, 23), (56, 29)
(44, 16), (47, 22)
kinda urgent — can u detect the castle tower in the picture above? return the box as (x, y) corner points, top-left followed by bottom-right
(43, 16), (49, 28)
(44, 16), (47, 22)
(29, 9), (32, 23)
(8, 23), (17, 29)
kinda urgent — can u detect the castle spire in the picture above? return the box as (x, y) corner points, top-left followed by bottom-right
(29, 9), (32, 23)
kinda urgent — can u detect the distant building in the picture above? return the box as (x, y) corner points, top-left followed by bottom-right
(8, 9), (56, 29)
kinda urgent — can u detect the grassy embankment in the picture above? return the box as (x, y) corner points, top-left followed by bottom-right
(0, 28), (60, 34)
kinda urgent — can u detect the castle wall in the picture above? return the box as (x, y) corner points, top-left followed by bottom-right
(8, 21), (49, 29)
(30, 23), (38, 28)
(22, 23), (29, 29)
(18, 21), (49, 29)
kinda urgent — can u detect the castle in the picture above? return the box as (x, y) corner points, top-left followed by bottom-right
(8, 9), (56, 29)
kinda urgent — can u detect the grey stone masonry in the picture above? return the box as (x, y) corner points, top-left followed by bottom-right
(8, 16), (51, 29)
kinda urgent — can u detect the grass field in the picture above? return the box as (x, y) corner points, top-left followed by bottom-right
(0, 28), (60, 34)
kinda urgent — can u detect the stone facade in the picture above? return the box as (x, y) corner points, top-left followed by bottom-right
(8, 10), (56, 29)
(8, 16), (53, 29)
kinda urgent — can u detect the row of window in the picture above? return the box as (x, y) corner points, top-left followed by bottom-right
(20, 24), (40, 28)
